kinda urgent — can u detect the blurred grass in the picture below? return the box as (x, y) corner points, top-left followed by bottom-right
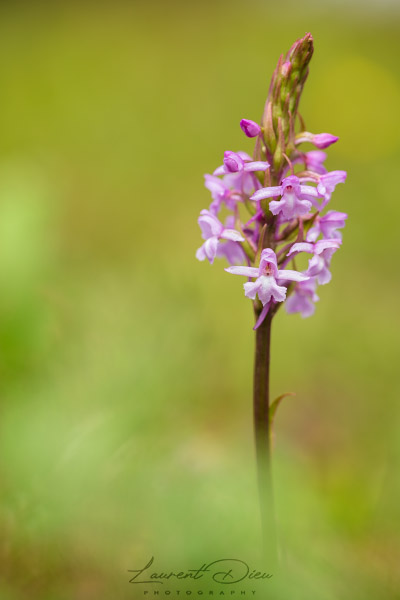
(0, 1), (399, 599)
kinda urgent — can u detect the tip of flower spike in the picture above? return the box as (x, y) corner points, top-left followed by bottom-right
(240, 119), (261, 138)
(296, 32), (314, 49)
(287, 32), (314, 65)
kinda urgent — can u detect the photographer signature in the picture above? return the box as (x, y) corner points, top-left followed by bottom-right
(128, 557), (273, 585)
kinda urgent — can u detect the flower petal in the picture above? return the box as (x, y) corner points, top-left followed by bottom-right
(221, 229), (245, 242)
(258, 276), (286, 304)
(306, 255), (325, 277)
(250, 186), (282, 201)
(316, 264), (332, 285)
(217, 241), (245, 265)
(195, 245), (206, 261)
(287, 242), (314, 255)
(213, 165), (227, 176)
(277, 269), (309, 282)
(299, 185), (319, 198)
(243, 161), (270, 172)
(237, 151), (252, 161)
(204, 174), (226, 195)
(314, 239), (341, 254)
(204, 237), (218, 263)
(225, 266), (259, 277)
(322, 210), (348, 222)
(286, 293), (316, 318)
(259, 248), (279, 278)
(198, 210), (223, 238)
(269, 199), (285, 216)
(244, 281), (259, 300)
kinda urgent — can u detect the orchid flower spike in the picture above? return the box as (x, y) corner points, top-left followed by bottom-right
(195, 36), (348, 553)
(195, 35), (348, 541)
(196, 32), (347, 320)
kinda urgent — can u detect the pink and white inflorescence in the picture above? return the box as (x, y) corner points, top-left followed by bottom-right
(195, 34), (347, 326)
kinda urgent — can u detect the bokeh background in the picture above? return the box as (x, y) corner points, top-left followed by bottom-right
(0, 1), (399, 598)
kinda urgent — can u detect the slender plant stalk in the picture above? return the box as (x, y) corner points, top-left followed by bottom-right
(253, 308), (277, 566)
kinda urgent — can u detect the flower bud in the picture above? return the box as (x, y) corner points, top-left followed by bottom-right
(312, 133), (339, 149)
(240, 119), (261, 138)
(223, 151), (244, 173)
(261, 33), (314, 176)
(295, 131), (339, 149)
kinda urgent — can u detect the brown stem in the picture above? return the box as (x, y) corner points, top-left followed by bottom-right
(253, 307), (278, 567)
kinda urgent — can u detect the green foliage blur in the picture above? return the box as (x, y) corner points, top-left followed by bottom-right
(0, 2), (399, 598)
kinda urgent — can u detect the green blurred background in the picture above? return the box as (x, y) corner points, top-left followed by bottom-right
(0, 1), (399, 598)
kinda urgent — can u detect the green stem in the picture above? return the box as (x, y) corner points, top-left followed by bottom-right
(253, 307), (278, 567)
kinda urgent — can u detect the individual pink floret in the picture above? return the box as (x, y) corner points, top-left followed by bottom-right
(305, 151), (328, 175)
(250, 175), (319, 221)
(225, 248), (308, 306)
(285, 277), (319, 318)
(296, 132), (339, 149)
(216, 216), (246, 265)
(196, 210), (245, 265)
(317, 171), (347, 208)
(288, 239), (341, 285)
(306, 211), (348, 242)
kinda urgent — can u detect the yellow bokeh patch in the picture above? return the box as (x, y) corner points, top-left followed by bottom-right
(310, 55), (400, 161)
